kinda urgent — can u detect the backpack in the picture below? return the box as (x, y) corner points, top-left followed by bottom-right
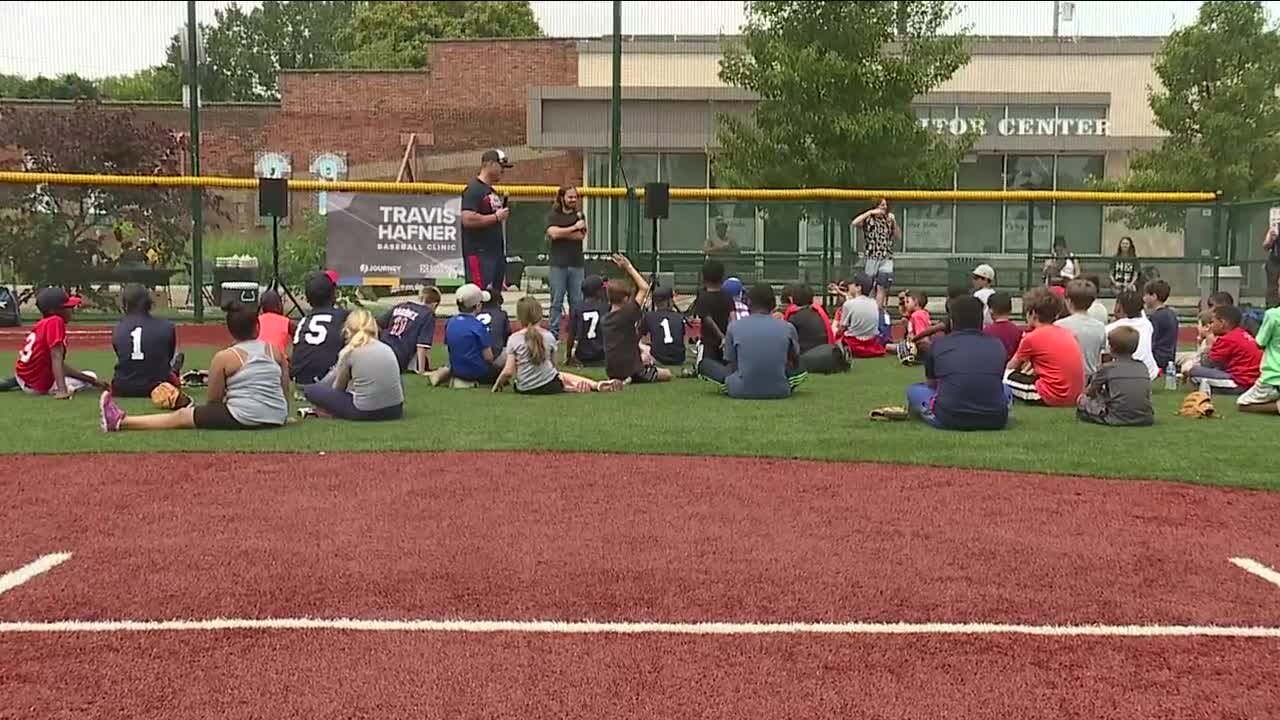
(0, 286), (19, 327)
(1241, 305), (1265, 338)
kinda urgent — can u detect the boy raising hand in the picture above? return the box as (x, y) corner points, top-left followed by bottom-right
(603, 254), (672, 385)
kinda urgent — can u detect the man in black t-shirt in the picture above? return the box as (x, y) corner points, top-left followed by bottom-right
(641, 286), (687, 366)
(461, 149), (513, 292)
(546, 186), (587, 339)
(567, 274), (610, 366)
(111, 284), (181, 397)
(689, 260), (734, 365)
(602, 254), (673, 384)
(291, 271), (351, 385)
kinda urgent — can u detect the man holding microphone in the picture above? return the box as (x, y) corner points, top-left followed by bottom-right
(461, 149), (513, 292)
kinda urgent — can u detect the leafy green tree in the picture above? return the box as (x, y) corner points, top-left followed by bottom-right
(0, 73), (99, 99)
(1103, 1), (1280, 230)
(715, 1), (972, 191)
(0, 101), (197, 283)
(342, 1), (543, 69)
(166, 0), (357, 102)
(98, 67), (182, 102)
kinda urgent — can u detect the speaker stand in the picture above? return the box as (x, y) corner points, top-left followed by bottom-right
(268, 214), (303, 319)
(645, 215), (661, 312)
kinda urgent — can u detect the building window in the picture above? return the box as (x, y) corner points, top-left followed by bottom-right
(587, 151), (712, 253)
(955, 155), (1004, 254)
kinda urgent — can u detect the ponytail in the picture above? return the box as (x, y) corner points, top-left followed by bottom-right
(516, 296), (548, 366)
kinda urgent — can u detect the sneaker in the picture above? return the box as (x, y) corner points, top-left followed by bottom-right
(679, 366), (699, 379)
(0, 376), (18, 392)
(597, 379), (624, 393)
(181, 370), (209, 387)
(99, 392), (126, 432)
(449, 377), (478, 389)
(297, 407), (317, 419)
(170, 352), (186, 375)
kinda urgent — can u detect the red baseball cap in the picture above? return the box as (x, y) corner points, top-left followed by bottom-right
(35, 287), (82, 314)
(323, 270), (339, 285)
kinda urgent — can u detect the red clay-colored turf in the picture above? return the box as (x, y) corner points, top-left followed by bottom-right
(2, 452), (1278, 718)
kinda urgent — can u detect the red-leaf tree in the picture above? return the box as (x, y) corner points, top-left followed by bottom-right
(0, 100), (203, 284)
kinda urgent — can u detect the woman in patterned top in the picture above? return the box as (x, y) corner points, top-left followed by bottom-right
(852, 198), (900, 307)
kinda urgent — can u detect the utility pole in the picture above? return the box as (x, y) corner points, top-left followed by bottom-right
(186, 0), (204, 321)
(609, 0), (622, 252)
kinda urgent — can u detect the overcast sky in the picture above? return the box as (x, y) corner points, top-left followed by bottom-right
(2, 1), (1279, 79)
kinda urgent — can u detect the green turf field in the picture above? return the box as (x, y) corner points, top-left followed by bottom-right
(2, 347), (1271, 490)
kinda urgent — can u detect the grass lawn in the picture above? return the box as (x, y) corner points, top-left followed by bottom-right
(1, 347), (1272, 491)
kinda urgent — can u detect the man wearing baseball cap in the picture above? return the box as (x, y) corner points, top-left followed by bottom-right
(425, 283), (503, 387)
(972, 263), (996, 325)
(461, 149), (514, 293)
(2, 288), (105, 398)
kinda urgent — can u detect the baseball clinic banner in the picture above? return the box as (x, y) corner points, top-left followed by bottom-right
(325, 193), (464, 285)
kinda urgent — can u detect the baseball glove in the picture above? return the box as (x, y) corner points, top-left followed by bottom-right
(1177, 391), (1216, 419)
(150, 382), (193, 411)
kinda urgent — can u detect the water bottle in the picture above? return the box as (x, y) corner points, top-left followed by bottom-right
(1164, 361), (1178, 391)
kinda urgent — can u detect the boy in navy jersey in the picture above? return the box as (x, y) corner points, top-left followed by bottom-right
(379, 286), (441, 373)
(110, 284), (183, 397)
(476, 289), (512, 361)
(641, 286), (687, 366)
(291, 271), (351, 385)
(567, 274), (610, 366)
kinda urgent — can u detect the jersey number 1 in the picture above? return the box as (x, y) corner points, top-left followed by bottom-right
(659, 317), (674, 344)
(129, 326), (145, 360)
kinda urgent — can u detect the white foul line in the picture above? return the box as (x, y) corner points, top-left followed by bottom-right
(1230, 557), (1280, 590)
(0, 617), (1278, 638)
(0, 553), (72, 597)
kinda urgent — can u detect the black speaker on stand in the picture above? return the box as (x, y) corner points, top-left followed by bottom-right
(257, 177), (303, 317)
(643, 182), (669, 309)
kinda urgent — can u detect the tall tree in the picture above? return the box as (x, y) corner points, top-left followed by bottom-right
(166, 0), (358, 102)
(715, 1), (972, 191)
(98, 67), (182, 102)
(0, 73), (99, 100)
(341, 1), (543, 69)
(1104, 0), (1280, 229)
(0, 101), (196, 283)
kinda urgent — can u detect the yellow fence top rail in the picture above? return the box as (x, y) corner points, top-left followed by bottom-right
(0, 171), (1219, 204)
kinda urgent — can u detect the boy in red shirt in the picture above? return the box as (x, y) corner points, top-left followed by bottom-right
(6, 288), (105, 398)
(1187, 304), (1261, 394)
(1004, 287), (1085, 406)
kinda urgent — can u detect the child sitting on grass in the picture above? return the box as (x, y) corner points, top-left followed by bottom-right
(1237, 279), (1280, 414)
(425, 283), (504, 387)
(983, 291), (1023, 362)
(837, 274), (886, 358)
(1143, 279), (1179, 371)
(379, 285), (441, 374)
(1004, 287), (1085, 406)
(1187, 305), (1261, 395)
(1076, 325), (1155, 426)
(493, 296), (624, 395)
(641, 286), (689, 367)
(905, 295), (1011, 431)
(1105, 291), (1158, 380)
(604, 254), (673, 385)
(1054, 279), (1107, 380)
(887, 290), (931, 361)
(567, 275), (609, 366)
(1177, 309), (1215, 375)
(256, 289), (293, 357)
(1, 288), (105, 398)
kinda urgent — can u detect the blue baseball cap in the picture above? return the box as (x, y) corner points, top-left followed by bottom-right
(722, 277), (744, 298)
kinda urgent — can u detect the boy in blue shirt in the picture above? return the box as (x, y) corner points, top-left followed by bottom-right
(905, 295), (1012, 430)
(425, 284), (502, 387)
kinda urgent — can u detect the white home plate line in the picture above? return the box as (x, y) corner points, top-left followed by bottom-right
(0, 553), (72, 597)
(1230, 557), (1280, 590)
(0, 617), (1278, 639)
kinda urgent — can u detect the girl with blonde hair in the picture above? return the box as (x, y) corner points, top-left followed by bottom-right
(493, 296), (623, 394)
(300, 308), (405, 420)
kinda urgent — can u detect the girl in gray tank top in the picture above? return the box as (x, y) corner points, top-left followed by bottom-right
(226, 339), (289, 426)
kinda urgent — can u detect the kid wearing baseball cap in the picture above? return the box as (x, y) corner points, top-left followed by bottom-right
(425, 283), (503, 387)
(3, 288), (105, 398)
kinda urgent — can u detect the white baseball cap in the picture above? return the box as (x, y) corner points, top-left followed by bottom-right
(971, 263), (996, 282)
(456, 283), (491, 309)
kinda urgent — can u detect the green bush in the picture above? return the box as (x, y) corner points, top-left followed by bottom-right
(199, 211), (326, 289)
